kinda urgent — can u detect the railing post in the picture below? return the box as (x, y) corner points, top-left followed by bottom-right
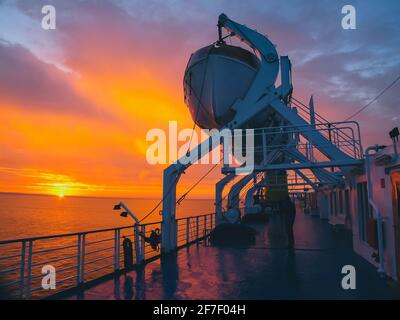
(186, 218), (190, 245)
(114, 229), (120, 271)
(134, 225), (141, 265)
(353, 137), (357, 159)
(140, 225), (145, 263)
(196, 216), (199, 243)
(117, 229), (121, 270)
(203, 216), (207, 239)
(80, 234), (86, 284)
(18, 241), (26, 299)
(77, 234), (81, 286)
(25, 240), (33, 300)
(210, 214), (213, 230)
(262, 129), (267, 163)
(335, 130), (339, 146)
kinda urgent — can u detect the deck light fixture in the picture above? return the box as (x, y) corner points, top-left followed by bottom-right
(113, 202), (140, 225)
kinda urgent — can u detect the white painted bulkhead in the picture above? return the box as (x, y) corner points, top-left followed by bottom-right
(307, 141), (400, 280)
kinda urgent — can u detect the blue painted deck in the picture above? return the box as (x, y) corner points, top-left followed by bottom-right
(61, 210), (400, 300)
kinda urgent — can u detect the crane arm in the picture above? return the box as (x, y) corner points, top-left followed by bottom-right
(218, 13), (280, 104)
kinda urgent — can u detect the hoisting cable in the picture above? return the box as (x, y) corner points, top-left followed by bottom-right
(177, 159), (222, 205)
(138, 172), (181, 224)
(138, 29), (239, 224)
(139, 49), (214, 224)
(139, 134), (224, 223)
(185, 46), (213, 155)
(344, 74), (400, 121)
(185, 30), (235, 155)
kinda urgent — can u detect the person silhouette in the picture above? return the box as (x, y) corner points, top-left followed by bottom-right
(281, 196), (296, 249)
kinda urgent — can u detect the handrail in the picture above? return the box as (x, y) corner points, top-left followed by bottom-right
(176, 212), (213, 221)
(0, 212), (216, 300)
(291, 99), (357, 139)
(290, 97), (363, 157)
(0, 225), (134, 245)
(228, 121), (363, 160)
(0, 219), (170, 245)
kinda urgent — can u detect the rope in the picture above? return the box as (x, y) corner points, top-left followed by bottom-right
(139, 144), (223, 223)
(138, 172), (181, 224)
(177, 161), (221, 205)
(345, 74), (400, 121)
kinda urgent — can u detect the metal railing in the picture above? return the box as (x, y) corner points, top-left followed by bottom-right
(290, 97), (363, 158)
(222, 122), (363, 173)
(0, 213), (215, 300)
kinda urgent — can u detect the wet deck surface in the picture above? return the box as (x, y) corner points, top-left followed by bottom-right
(62, 211), (400, 300)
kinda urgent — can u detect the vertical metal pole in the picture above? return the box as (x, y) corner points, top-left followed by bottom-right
(308, 95), (315, 162)
(328, 123), (332, 142)
(309, 95), (315, 128)
(80, 234), (86, 284)
(365, 147), (385, 274)
(203, 216), (207, 239)
(262, 129), (267, 164)
(140, 225), (145, 263)
(328, 123), (334, 172)
(161, 166), (179, 253)
(332, 130), (336, 146)
(114, 229), (119, 271)
(18, 241), (26, 299)
(186, 218), (190, 244)
(25, 240), (33, 300)
(222, 133), (228, 170)
(335, 130), (339, 146)
(196, 216), (199, 243)
(117, 229), (120, 270)
(305, 142), (309, 160)
(353, 137), (357, 159)
(134, 225), (141, 265)
(77, 234), (81, 286)
(217, 20), (223, 42)
(210, 214), (213, 230)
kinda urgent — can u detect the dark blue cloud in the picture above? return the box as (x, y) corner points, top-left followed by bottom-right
(0, 40), (113, 121)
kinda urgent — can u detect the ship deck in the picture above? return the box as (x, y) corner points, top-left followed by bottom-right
(57, 209), (400, 300)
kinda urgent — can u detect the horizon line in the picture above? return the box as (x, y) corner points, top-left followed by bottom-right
(0, 191), (214, 201)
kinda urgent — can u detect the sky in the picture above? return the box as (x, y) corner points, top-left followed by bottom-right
(0, 0), (399, 198)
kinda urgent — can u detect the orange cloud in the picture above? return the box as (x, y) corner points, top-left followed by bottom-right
(5, 0), (392, 201)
